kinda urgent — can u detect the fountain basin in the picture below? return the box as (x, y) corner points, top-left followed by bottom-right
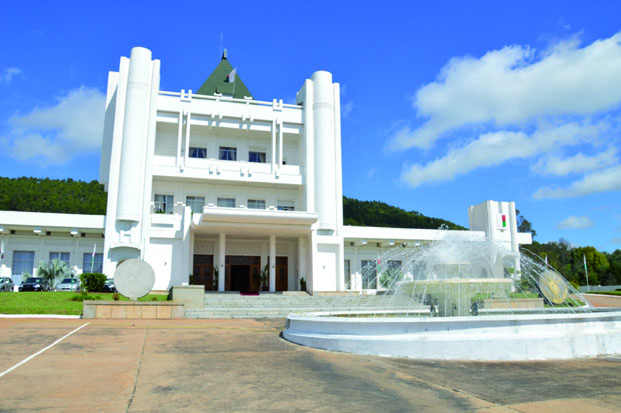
(283, 309), (621, 361)
(398, 278), (513, 316)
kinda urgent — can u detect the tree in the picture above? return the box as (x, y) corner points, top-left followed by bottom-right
(516, 209), (537, 239)
(570, 247), (609, 286)
(36, 259), (71, 289)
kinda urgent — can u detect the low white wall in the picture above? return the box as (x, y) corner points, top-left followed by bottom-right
(284, 311), (621, 361)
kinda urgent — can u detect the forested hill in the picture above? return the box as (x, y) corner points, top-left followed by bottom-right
(0, 177), (465, 229)
(343, 196), (466, 230)
(0, 177), (107, 215)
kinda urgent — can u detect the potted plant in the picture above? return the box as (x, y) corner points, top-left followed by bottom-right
(299, 277), (307, 292)
(260, 264), (269, 292)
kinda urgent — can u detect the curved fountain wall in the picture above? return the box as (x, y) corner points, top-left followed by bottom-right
(284, 310), (621, 361)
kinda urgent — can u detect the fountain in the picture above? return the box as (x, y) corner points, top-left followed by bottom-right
(283, 235), (621, 360)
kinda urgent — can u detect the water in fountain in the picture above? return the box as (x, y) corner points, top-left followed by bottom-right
(336, 232), (591, 318)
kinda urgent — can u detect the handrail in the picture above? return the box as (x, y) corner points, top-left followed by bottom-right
(158, 90), (302, 109)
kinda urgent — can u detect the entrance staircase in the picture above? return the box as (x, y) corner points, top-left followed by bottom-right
(184, 292), (424, 319)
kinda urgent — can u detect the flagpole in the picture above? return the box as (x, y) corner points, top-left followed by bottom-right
(583, 254), (589, 292)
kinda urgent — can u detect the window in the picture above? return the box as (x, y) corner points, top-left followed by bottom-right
(49, 252), (70, 264)
(277, 201), (295, 211)
(344, 259), (351, 289)
(12, 251), (34, 276)
(189, 147), (207, 159)
(247, 199), (265, 209)
(154, 194), (174, 214)
(361, 260), (377, 289)
(186, 196), (205, 214)
(249, 151), (266, 163)
(387, 260), (402, 270)
(217, 197), (235, 208)
(219, 146), (237, 161)
(83, 253), (103, 273)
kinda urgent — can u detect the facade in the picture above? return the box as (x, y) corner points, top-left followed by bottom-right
(0, 47), (532, 292)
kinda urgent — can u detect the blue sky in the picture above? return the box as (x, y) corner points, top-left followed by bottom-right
(1, 1), (620, 252)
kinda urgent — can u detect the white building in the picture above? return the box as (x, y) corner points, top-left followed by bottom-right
(0, 47), (532, 292)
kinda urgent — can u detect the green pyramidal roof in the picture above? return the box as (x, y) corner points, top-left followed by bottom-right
(196, 51), (252, 99)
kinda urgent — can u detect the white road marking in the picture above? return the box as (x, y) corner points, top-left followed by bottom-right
(0, 322), (89, 378)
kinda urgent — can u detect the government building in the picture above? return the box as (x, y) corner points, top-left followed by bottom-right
(0, 47), (532, 292)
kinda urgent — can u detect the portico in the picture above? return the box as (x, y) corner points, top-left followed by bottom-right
(189, 206), (317, 292)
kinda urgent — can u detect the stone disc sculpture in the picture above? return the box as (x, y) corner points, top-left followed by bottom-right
(114, 259), (155, 300)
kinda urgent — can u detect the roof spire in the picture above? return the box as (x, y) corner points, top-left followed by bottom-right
(222, 48), (228, 61)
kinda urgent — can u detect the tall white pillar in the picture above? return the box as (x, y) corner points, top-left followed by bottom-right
(312, 71), (337, 232)
(116, 47), (152, 222)
(218, 233), (226, 291)
(269, 235), (276, 292)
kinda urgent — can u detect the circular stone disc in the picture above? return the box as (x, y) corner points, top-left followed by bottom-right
(538, 270), (569, 305)
(114, 259), (155, 300)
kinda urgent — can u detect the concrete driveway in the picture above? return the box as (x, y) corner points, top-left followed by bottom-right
(0, 318), (619, 412)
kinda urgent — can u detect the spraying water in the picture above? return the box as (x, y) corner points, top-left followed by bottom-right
(339, 232), (590, 317)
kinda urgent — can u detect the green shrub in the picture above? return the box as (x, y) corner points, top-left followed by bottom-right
(80, 273), (107, 292)
(71, 292), (102, 301)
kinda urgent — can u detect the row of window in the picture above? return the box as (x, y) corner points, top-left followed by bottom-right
(154, 194), (295, 214)
(344, 259), (402, 290)
(189, 146), (267, 163)
(11, 251), (104, 276)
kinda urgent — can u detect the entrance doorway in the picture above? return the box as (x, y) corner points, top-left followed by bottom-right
(276, 257), (288, 291)
(193, 255), (214, 291)
(225, 256), (261, 292)
(230, 265), (250, 291)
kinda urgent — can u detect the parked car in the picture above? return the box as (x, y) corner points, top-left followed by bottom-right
(56, 277), (81, 292)
(102, 278), (116, 293)
(0, 277), (14, 292)
(19, 277), (51, 292)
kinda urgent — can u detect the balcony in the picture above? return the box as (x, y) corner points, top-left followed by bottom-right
(152, 158), (302, 186)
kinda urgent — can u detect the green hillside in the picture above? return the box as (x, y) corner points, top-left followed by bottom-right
(0, 177), (107, 215)
(343, 196), (466, 230)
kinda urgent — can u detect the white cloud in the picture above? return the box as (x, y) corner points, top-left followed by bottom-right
(557, 216), (593, 229)
(388, 32), (621, 151)
(401, 121), (604, 187)
(533, 164), (621, 199)
(610, 237), (621, 244)
(1, 67), (22, 84)
(532, 147), (618, 176)
(341, 101), (354, 119)
(4, 87), (105, 165)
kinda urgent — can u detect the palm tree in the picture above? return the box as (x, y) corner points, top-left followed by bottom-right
(36, 259), (71, 289)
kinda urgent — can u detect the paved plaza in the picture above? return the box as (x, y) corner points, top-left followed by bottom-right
(0, 317), (620, 412)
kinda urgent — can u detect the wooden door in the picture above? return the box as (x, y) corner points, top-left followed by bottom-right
(193, 255), (214, 290)
(249, 256), (261, 292)
(276, 256), (288, 291)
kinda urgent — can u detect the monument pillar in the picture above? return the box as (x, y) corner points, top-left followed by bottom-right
(218, 233), (226, 291)
(269, 235), (276, 292)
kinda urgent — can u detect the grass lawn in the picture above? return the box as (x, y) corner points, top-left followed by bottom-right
(0, 292), (169, 315)
(588, 291), (621, 296)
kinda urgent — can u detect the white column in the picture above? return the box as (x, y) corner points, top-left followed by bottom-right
(184, 110), (191, 167)
(176, 108), (183, 167)
(218, 233), (226, 291)
(298, 236), (306, 291)
(269, 235), (276, 292)
(509, 201), (521, 278)
(271, 118), (276, 173)
(278, 119), (283, 167)
(116, 47), (152, 222)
